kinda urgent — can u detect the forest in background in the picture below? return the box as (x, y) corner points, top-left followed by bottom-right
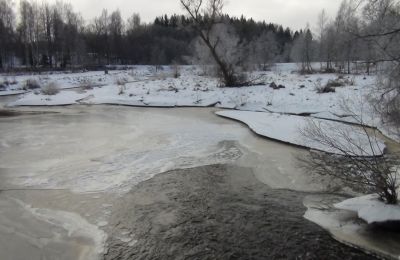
(0, 0), (398, 75)
(0, 0), (295, 70)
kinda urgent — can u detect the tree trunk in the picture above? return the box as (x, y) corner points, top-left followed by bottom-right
(347, 59), (351, 74)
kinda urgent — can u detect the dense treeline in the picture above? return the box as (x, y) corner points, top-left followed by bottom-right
(1, 0), (398, 74)
(0, 0), (295, 70)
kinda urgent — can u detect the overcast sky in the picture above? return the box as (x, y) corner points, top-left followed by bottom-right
(47, 0), (342, 30)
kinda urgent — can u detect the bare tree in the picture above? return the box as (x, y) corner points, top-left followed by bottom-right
(0, 0), (15, 69)
(94, 9), (110, 64)
(18, 0), (35, 67)
(41, 3), (54, 67)
(356, 0), (400, 136)
(250, 31), (279, 71)
(300, 0), (400, 205)
(127, 13), (141, 32)
(299, 118), (398, 205)
(334, 0), (361, 74)
(109, 10), (124, 64)
(291, 26), (315, 73)
(316, 9), (337, 72)
(180, 0), (245, 87)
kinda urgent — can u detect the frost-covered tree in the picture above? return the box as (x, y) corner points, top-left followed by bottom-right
(18, 0), (39, 67)
(316, 9), (337, 72)
(360, 0), (400, 133)
(180, 0), (246, 87)
(93, 9), (110, 64)
(191, 21), (245, 80)
(109, 10), (124, 63)
(334, 0), (361, 74)
(127, 13), (141, 32)
(301, 0), (400, 205)
(291, 27), (315, 73)
(249, 31), (279, 71)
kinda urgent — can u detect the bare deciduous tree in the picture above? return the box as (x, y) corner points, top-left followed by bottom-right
(300, 0), (400, 206)
(127, 13), (141, 32)
(356, 0), (400, 137)
(0, 0), (15, 69)
(249, 31), (279, 71)
(299, 119), (398, 204)
(316, 9), (337, 72)
(291, 26), (315, 73)
(180, 0), (245, 87)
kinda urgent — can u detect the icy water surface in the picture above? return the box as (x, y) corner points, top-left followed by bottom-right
(0, 105), (375, 259)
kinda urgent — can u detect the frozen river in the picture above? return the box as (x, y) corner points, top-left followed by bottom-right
(0, 104), (375, 259)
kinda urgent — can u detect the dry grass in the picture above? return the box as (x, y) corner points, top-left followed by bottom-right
(24, 79), (41, 90)
(41, 82), (60, 95)
(80, 79), (94, 90)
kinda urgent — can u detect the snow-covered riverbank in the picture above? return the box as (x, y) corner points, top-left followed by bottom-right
(2, 64), (395, 148)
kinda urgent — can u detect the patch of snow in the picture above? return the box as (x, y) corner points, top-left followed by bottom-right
(216, 110), (386, 156)
(9, 91), (88, 106)
(304, 194), (400, 259)
(335, 194), (400, 224)
(0, 90), (27, 96)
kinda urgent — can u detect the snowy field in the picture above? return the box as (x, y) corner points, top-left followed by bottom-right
(0, 63), (393, 147)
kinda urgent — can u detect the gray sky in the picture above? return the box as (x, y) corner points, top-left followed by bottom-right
(48, 0), (342, 30)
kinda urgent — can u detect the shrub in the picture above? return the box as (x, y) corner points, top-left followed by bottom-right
(115, 77), (127, 86)
(118, 85), (126, 95)
(10, 77), (18, 85)
(24, 79), (41, 90)
(3, 77), (10, 86)
(269, 82), (285, 90)
(299, 119), (398, 205)
(80, 79), (94, 90)
(41, 82), (60, 95)
(316, 85), (336, 93)
(325, 76), (355, 88)
(315, 80), (336, 93)
(344, 76), (356, 86)
(326, 79), (345, 88)
(229, 94), (249, 108)
(322, 68), (336, 73)
(172, 64), (181, 78)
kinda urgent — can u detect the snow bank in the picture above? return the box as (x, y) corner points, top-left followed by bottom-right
(9, 91), (88, 106)
(0, 90), (27, 96)
(5, 65), (374, 116)
(335, 194), (400, 224)
(4, 64), (398, 141)
(216, 110), (386, 156)
(304, 194), (400, 260)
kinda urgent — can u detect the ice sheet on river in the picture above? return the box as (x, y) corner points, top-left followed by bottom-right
(216, 110), (386, 156)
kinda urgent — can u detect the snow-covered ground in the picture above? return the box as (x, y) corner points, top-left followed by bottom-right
(1, 63), (396, 145)
(1, 64), (374, 114)
(335, 194), (400, 224)
(0, 90), (27, 96)
(304, 194), (400, 260)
